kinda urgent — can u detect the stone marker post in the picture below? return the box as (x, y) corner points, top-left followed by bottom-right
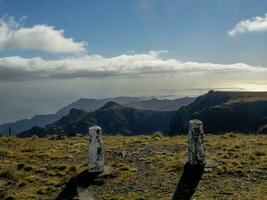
(173, 119), (206, 200)
(188, 120), (205, 164)
(8, 127), (12, 136)
(88, 126), (104, 173)
(56, 126), (104, 200)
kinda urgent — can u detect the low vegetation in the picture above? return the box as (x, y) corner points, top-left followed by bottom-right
(0, 134), (266, 199)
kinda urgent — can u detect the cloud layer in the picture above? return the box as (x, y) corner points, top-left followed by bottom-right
(228, 13), (267, 36)
(0, 16), (87, 53)
(0, 51), (265, 81)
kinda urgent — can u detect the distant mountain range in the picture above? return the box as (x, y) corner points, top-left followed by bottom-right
(125, 97), (194, 111)
(5, 91), (267, 137)
(19, 102), (175, 137)
(169, 90), (267, 135)
(0, 96), (194, 135)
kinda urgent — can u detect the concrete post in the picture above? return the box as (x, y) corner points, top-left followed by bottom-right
(173, 119), (206, 200)
(56, 126), (104, 200)
(8, 127), (12, 136)
(188, 120), (205, 164)
(88, 126), (104, 173)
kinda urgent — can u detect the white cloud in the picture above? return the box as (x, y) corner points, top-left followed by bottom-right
(0, 51), (265, 81)
(0, 16), (87, 53)
(228, 13), (267, 36)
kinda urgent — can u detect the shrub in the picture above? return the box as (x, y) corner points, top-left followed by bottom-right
(117, 163), (136, 172)
(36, 187), (46, 194)
(249, 155), (256, 161)
(165, 163), (183, 173)
(55, 171), (65, 177)
(17, 163), (25, 170)
(94, 178), (105, 186)
(69, 166), (77, 173)
(23, 165), (34, 172)
(21, 148), (35, 153)
(63, 155), (73, 159)
(5, 195), (15, 200)
(48, 135), (57, 140)
(0, 149), (11, 157)
(118, 163), (132, 171)
(253, 151), (266, 157)
(31, 135), (39, 140)
(46, 186), (57, 193)
(0, 167), (18, 181)
(216, 167), (225, 176)
(151, 131), (164, 139)
(51, 164), (68, 171)
(48, 135), (66, 140)
(35, 168), (46, 174)
(224, 133), (237, 138)
(25, 175), (39, 183)
(18, 181), (27, 188)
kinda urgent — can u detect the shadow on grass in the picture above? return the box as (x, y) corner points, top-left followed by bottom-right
(55, 169), (101, 200)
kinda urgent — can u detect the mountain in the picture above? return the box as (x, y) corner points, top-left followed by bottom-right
(19, 102), (175, 137)
(125, 97), (195, 111)
(0, 97), (142, 135)
(0, 114), (61, 135)
(169, 90), (267, 135)
(56, 97), (143, 116)
(0, 96), (193, 135)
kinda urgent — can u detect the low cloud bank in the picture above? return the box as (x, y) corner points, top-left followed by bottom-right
(0, 51), (265, 81)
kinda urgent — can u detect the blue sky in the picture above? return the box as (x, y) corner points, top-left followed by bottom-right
(1, 0), (267, 65)
(0, 0), (267, 123)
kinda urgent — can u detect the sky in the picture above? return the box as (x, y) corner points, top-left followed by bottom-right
(0, 0), (267, 123)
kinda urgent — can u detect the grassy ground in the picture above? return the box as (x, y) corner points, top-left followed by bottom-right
(0, 133), (266, 200)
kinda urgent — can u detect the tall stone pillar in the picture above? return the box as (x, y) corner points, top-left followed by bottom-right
(173, 119), (206, 200)
(88, 126), (104, 173)
(188, 120), (205, 164)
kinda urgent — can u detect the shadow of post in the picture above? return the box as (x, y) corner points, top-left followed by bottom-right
(173, 162), (205, 200)
(56, 126), (105, 200)
(55, 169), (101, 200)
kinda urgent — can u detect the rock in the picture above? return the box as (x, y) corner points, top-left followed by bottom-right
(98, 165), (116, 178)
(76, 188), (95, 200)
(204, 161), (219, 172)
(121, 150), (128, 158)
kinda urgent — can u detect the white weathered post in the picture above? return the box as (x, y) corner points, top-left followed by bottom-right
(57, 126), (104, 199)
(188, 119), (205, 164)
(173, 119), (206, 200)
(88, 126), (104, 173)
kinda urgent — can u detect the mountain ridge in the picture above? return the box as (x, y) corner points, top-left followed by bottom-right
(0, 96), (193, 135)
(125, 97), (195, 111)
(169, 90), (267, 135)
(19, 102), (176, 137)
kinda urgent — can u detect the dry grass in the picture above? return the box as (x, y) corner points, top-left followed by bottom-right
(0, 134), (266, 200)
